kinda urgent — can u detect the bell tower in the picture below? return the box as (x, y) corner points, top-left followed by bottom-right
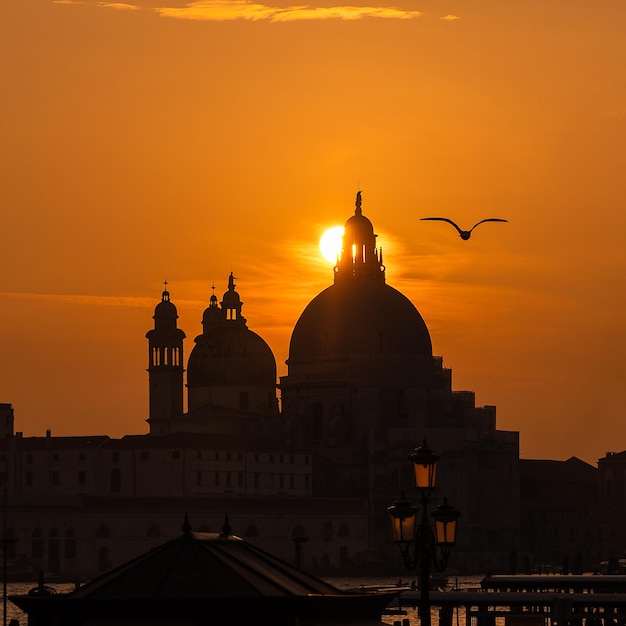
(146, 285), (186, 434)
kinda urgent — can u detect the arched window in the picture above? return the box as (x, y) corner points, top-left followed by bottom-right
(48, 528), (60, 574)
(95, 525), (110, 539)
(311, 402), (324, 440)
(292, 525), (306, 539)
(3, 529), (15, 559)
(245, 525), (259, 538)
(64, 528), (76, 560)
(110, 468), (121, 493)
(32, 528), (43, 560)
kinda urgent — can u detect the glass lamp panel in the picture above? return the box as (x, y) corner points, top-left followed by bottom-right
(393, 511), (417, 543)
(388, 498), (417, 544)
(413, 461), (437, 490)
(432, 498), (460, 546)
(409, 441), (440, 490)
(434, 517), (457, 546)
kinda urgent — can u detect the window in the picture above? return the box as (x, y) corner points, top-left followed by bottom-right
(245, 525), (259, 537)
(215, 472), (220, 487)
(51, 471), (59, 486)
(78, 471), (86, 486)
(140, 451), (149, 460)
(112, 451), (119, 462)
(32, 529), (43, 559)
(110, 468), (121, 493)
(196, 471), (202, 486)
(79, 453), (85, 462)
(95, 525), (110, 539)
(196, 450), (202, 459)
(172, 450), (181, 460)
(226, 452), (231, 461)
(26, 453), (33, 464)
(311, 402), (324, 439)
(239, 392), (249, 410)
(238, 473), (243, 488)
(254, 474), (259, 488)
(52, 453), (59, 462)
(25, 471), (33, 486)
(3, 529), (15, 559)
(323, 521), (333, 540)
(64, 529), (76, 560)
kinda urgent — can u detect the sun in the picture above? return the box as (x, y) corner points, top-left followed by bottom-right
(319, 226), (344, 264)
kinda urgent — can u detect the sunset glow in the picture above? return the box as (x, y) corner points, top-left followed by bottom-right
(1, 0), (626, 463)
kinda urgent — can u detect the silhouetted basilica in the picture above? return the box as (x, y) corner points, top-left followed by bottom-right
(1, 192), (521, 579)
(141, 192), (520, 567)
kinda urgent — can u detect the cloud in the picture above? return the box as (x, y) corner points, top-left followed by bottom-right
(440, 14), (459, 21)
(53, 0), (139, 6)
(54, 0), (422, 22)
(97, 2), (140, 9)
(156, 0), (422, 22)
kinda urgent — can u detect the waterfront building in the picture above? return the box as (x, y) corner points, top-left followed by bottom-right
(520, 457), (598, 572)
(1, 192), (523, 578)
(280, 192), (520, 572)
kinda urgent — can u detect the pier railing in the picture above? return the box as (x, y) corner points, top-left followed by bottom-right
(397, 576), (626, 626)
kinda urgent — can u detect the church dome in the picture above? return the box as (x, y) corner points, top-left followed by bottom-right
(153, 289), (179, 330)
(288, 280), (432, 361)
(187, 274), (277, 388)
(288, 192), (432, 363)
(187, 326), (277, 387)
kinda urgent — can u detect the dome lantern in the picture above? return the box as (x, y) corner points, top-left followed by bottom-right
(334, 191), (385, 284)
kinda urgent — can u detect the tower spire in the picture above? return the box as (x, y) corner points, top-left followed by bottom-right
(146, 286), (186, 434)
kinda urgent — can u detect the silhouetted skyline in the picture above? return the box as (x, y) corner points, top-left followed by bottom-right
(2, 1), (626, 463)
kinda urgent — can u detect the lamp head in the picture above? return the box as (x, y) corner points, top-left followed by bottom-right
(409, 440), (440, 492)
(432, 497), (460, 547)
(387, 495), (418, 545)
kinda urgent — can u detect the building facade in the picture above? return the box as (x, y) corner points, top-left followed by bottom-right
(2, 192), (525, 578)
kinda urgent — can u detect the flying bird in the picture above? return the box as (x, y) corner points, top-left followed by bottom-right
(420, 217), (508, 240)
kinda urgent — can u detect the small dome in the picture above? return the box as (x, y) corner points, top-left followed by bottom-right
(154, 290), (178, 330)
(187, 327), (276, 387)
(343, 211), (375, 241)
(187, 274), (276, 388)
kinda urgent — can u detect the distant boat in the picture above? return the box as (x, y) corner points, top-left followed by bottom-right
(599, 558), (626, 575)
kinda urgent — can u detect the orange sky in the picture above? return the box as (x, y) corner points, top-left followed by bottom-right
(1, 0), (626, 463)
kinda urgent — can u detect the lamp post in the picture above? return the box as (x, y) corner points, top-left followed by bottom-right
(388, 440), (460, 626)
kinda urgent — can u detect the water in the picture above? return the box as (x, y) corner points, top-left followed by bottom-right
(325, 575), (485, 626)
(1, 576), (484, 625)
(1, 581), (76, 625)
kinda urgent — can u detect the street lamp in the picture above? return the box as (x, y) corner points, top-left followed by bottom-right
(388, 440), (460, 626)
